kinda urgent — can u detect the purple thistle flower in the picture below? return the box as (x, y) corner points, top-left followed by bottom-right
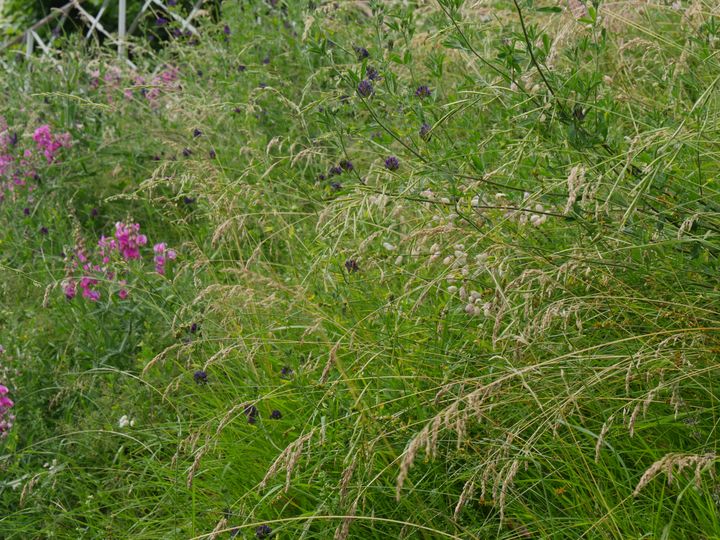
(270, 410), (282, 419)
(353, 45), (369, 60)
(366, 66), (379, 81)
(415, 85), (432, 98)
(345, 259), (359, 273)
(255, 525), (272, 538)
(384, 156), (400, 171)
(194, 370), (207, 384)
(357, 79), (373, 98)
(420, 123), (432, 141)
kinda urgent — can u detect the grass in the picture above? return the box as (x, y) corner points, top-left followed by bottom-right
(1, 0), (720, 538)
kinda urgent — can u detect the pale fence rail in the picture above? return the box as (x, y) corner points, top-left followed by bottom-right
(0, 0), (207, 67)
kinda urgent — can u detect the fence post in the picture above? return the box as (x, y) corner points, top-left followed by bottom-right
(25, 32), (34, 58)
(118, 0), (126, 58)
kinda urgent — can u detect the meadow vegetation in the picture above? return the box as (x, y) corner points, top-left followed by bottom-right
(1, 0), (720, 538)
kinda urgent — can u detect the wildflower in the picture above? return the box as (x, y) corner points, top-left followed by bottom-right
(118, 415), (134, 428)
(366, 66), (379, 81)
(39, 226), (48, 235)
(238, 64), (247, 72)
(118, 288), (128, 300)
(384, 156), (400, 171)
(91, 208), (99, 217)
(330, 182), (342, 191)
(168, 0), (177, 5)
(244, 404), (259, 424)
(339, 159), (353, 172)
(383, 242), (396, 251)
(190, 323), (200, 334)
(353, 45), (369, 60)
(318, 174), (326, 181)
(23, 207), (30, 216)
(183, 148), (192, 157)
(194, 370), (208, 384)
(280, 366), (293, 377)
(209, 149), (216, 159)
(193, 128), (202, 138)
(255, 525), (272, 538)
(183, 196), (196, 205)
(270, 410), (282, 419)
(114, 222), (148, 260)
(415, 85), (432, 98)
(0, 384), (14, 438)
(153, 242), (177, 275)
(357, 79), (373, 98)
(262, 55), (270, 65)
(223, 24), (231, 35)
(419, 123), (432, 141)
(156, 17), (169, 26)
(328, 165), (343, 177)
(345, 259), (359, 273)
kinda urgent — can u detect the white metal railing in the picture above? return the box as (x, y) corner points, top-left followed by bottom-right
(1, 0), (207, 65)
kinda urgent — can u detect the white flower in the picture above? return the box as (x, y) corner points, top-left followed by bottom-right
(382, 242), (396, 251)
(394, 255), (404, 265)
(118, 415), (131, 428)
(447, 285), (458, 294)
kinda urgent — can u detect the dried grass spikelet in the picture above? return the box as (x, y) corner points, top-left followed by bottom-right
(319, 341), (339, 384)
(187, 446), (208, 488)
(260, 430), (314, 492)
(564, 165), (586, 214)
(595, 414), (615, 463)
(333, 496), (359, 540)
(208, 517), (228, 540)
(633, 452), (716, 496)
(454, 478), (476, 519)
(339, 460), (357, 503)
(497, 459), (520, 522)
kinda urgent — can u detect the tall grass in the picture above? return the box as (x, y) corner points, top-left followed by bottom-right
(1, 0), (720, 538)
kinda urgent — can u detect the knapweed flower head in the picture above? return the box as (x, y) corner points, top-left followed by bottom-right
(384, 156), (400, 171)
(345, 259), (360, 273)
(339, 159), (353, 172)
(255, 525), (272, 538)
(415, 85), (432, 98)
(328, 165), (343, 177)
(244, 404), (259, 424)
(420, 123), (432, 141)
(280, 366), (293, 377)
(194, 370), (208, 384)
(270, 410), (282, 419)
(357, 79), (373, 98)
(353, 45), (369, 60)
(366, 66), (379, 81)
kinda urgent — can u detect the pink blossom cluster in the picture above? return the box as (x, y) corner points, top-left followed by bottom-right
(63, 222), (176, 302)
(32, 124), (72, 164)
(90, 65), (181, 107)
(1, 118), (71, 203)
(153, 242), (177, 274)
(0, 384), (14, 439)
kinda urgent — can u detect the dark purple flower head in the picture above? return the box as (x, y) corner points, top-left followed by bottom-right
(339, 159), (353, 172)
(345, 259), (359, 273)
(223, 24), (231, 35)
(259, 82), (267, 89)
(255, 525), (272, 538)
(209, 149), (216, 159)
(193, 128), (202, 138)
(40, 226), (49, 235)
(172, 28), (182, 37)
(415, 85), (432, 98)
(357, 79), (373, 98)
(91, 207), (99, 217)
(318, 174), (326, 181)
(366, 66), (379, 81)
(190, 322), (199, 334)
(353, 45), (369, 60)
(270, 410), (282, 419)
(238, 64), (246, 72)
(156, 17), (169, 26)
(197, 70), (204, 78)
(262, 55), (271, 65)
(244, 404), (259, 422)
(280, 366), (293, 377)
(194, 370), (208, 384)
(23, 207), (30, 216)
(8, 132), (18, 146)
(184, 196), (196, 205)
(168, 0), (177, 5)
(330, 181), (342, 191)
(384, 156), (400, 171)
(183, 148), (192, 157)
(234, 107), (242, 114)
(328, 165), (343, 177)
(420, 123), (432, 141)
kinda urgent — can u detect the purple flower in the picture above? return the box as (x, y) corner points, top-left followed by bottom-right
(209, 149), (216, 159)
(357, 79), (373, 98)
(262, 55), (270, 65)
(190, 322), (199, 334)
(23, 207), (30, 216)
(280, 366), (293, 377)
(8, 132), (18, 146)
(345, 259), (359, 273)
(339, 159), (353, 172)
(183, 196), (196, 205)
(238, 64), (246, 72)
(255, 525), (272, 539)
(328, 165), (343, 177)
(353, 46), (369, 60)
(331, 181), (342, 191)
(366, 66), (379, 81)
(420, 123), (432, 141)
(40, 226), (49, 235)
(168, 0), (177, 5)
(318, 174), (326, 181)
(244, 404), (259, 423)
(193, 128), (202, 138)
(182, 148), (192, 157)
(415, 85), (432, 98)
(384, 156), (400, 171)
(270, 410), (282, 419)
(223, 24), (231, 35)
(156, 17), (169, 26)
(194, 370), (207, 384)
